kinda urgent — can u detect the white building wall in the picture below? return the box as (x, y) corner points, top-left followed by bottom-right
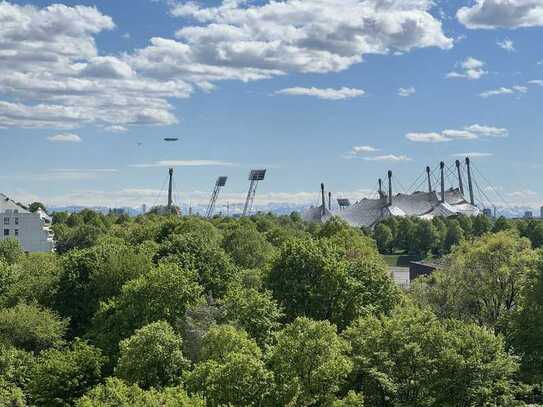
(1, 209), (54, 253)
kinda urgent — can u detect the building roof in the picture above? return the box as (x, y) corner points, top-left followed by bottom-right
(0, 193), (30, 214)
(303, 188), (480, 227)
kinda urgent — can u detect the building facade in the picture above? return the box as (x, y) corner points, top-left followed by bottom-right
(1, 194), (55, 253)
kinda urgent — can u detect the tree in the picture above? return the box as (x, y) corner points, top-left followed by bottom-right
(198, 325), (261, 363)
(89, 262), (203, 356)
(509, 255), (543, 383)
(186, 351), (273, 406)
(493, 216), (512, 233)
(115, 321), (189, 389)
(472, 214), (492, 237)
(157, 233), (238, 297)
(75, 378), (205, 407)
(268, 317), (352, 405)
(0, 344), (34, 395)
(344, 305), (519, 407)
(411, 231), (537, 328)
(222, 221), (275, 269)
(0, 378), (26, 407)
(0, 239), (24, 265)
(54, 242), (152, 337)
(0, 303), (67, 353)
(410, 220), (439, 256)
(3, 253), (61, 308)
(374, 223), (393, 254)
(27, 340), (105, 407)
(220, 286), (284, 346)
(443, 219), (464, 253)
(267, 238), (398, 328)
(28, 202), (46, 213)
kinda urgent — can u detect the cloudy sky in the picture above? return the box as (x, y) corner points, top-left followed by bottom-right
(1, 0), (543, 210)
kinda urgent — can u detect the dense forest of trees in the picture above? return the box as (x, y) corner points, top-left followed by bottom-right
(1, 208), (543, 406)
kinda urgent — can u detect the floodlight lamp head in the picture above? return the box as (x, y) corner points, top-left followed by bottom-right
(465, 157), (471, 165)
(455, 160), (461, 168)
(249, 169), (267, 181)
(216, 176), (228, 187)
(426, 166), (431, 173)
(388, 170), (392, 179)
(169, 168), (174, 176)
(440, 161), (445, 169)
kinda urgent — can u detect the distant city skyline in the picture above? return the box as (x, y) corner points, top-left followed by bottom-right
(1, 0), (543, 210)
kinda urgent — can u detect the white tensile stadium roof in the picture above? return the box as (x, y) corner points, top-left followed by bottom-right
(303, 188), (480, 228)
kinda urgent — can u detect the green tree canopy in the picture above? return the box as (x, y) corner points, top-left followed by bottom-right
(268, 317), (352, 405)
(115, 321), (189, 389)
(344, 304), (519, 406)
(27, 340), (105, 407)
(0, 239), (24, 265)
(411, 231), (538, 328)
(0, 303), (67, 353)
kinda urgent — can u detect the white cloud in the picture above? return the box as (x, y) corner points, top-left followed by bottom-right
(447, 57), (488, 80)
(130, 160), (237, 168)
(275, 87), (365, 100)
(352, 145), (380, 154)
(497, 38), (515, 51)
(407, 124), (509, 142)
(398, 87), (416, 97)
(128, 0), (452, 86)
(363, 154), (412, 162)
(464, 124), (508, 137)
(479, 85), (527, 98)
(451, 152), (493, 158)
(528, 79), (543, 86)
(0, 2), (189, 129)
(406, 132), (450, 143)
(104, 125), (129, 133)
(458, 0), (543, 29)
(47, 133), (82, 143)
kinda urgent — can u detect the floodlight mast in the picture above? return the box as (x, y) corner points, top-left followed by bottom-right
(440, 162), (445, 203)
(426, 166), (432, 193)
(206, 176), (228, 218)
(456, 160), (465, 195)
(466, 157), (475, 206)
(387, 171), (393, 206)
(243, 170), (266, 216)
(167, 168), (174, 210)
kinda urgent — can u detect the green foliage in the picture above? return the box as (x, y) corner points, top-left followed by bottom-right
(374, 223), (393, 254)
(0, 378), (26, 407)
(198, 325), (261, 363)
(411, 231), (537, 328)
(90, 262), (203, 355)
(28, 202), (47, 213)
(54, 242), (153, 336)
(115, 321), (189, 389)
(76, 378), (205, 407)
(157, 233), (238, 297)
(0, 239), (24, 265)
(344, 304), (519, 407)
(0, 303), (67, 353)
(333, 391), (365, 407)
(27, 340), (105, 407)
(509, 254), (543, 383)
(2, 253), (61, 308)
(222, 220), (275, 269)
(220, 286), (284, 346)
(0, 344), (34, 392)
(268, 317), (352, 405)
(267, 237), (399, 328)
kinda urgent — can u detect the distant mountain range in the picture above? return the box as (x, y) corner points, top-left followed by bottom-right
(47, 204), (542, 219)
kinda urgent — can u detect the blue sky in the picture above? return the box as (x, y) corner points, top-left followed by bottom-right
(1, 0), (543, 211)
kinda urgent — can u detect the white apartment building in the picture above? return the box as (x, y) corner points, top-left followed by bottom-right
(0, 194), (55, 253)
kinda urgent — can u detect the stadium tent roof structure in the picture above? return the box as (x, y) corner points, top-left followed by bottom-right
(303, 188), (480, 228)
(303, 159), (482, 228)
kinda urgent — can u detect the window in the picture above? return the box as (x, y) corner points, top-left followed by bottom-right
(14, 218), (19, 225)
(3, 229), (9, 236)
(3, 217), (8, 225)
(14, 229), (19, 237)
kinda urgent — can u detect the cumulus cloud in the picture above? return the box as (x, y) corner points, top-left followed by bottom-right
(47, 133), (82, 143)
(398, 87), (416, 97)
(104, 125), (129, 133)
(479, 85), (527, 97)
(447, 57), (488, 80)
(458, 0), (543, 29)
(407, 124), (508, 142)
(497, 38), (515, 51)
(127, 0), (452, 85)
(0, 2), (188, 129)
(275, 87), (365, 100)
(528, 79), (543, 86)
